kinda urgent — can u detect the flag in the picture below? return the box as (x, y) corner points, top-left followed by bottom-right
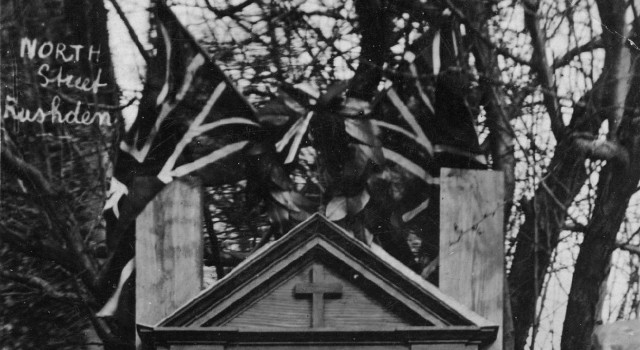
(99, 0), (258, 322)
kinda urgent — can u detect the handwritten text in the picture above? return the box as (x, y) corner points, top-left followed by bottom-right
(1, 95), (112, 126)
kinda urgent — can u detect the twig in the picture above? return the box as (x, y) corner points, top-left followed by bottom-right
(205, 0), (255, 18)
(522, 0), (564, 141)
(618, 243), (640, 256)
(538, 178), (584, 229)
(1, 147), (55, 196)
(0, 268), (82, 303)
(443, 0), (532, 67)
(0, 223), (78, 273)
(552, 36), (604, 69)
(1, 146), (100, 293)
(108, 0), (150, 64)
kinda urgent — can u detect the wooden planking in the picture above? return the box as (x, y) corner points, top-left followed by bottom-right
(168, 342), (474, 350)
(224, 263), (409, 329)
(137, 177), (204, 326)
(411, 345), (477, 350)
(227, 346), (408, 350)
(439, 168), (504, 350)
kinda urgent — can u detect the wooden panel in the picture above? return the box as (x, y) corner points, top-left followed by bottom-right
(224, 263), (409, 329)
(136, 177), (203, 326)
(439, 168), (504, 350)
(411, 345), (476, 350)
(228, 346), (407, 350)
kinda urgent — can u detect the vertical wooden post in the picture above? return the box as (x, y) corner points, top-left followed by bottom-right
(439, 168), (504, 350)
(136, 176), (203, 327)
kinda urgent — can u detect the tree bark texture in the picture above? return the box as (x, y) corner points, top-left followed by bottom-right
(561, 11), (640, 347)
(508, 84), (607, 350)
(507, 0), (636, 347)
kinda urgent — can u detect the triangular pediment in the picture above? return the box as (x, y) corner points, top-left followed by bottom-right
(158, 214), (494, 330)
(220, 261), (422, 329)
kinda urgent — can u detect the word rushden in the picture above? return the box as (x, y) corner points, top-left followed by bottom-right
(1, 95), (112, 126)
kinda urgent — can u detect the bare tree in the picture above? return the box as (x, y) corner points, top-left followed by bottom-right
(2, 1), (639, 349)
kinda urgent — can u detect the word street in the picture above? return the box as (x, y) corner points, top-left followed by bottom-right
(38, 64), (107, 94)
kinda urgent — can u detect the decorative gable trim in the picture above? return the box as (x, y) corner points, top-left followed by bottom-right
(197, 241), (441, 327)
(158, 214), (494, 330)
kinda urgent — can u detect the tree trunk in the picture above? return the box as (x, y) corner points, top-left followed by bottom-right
(561, 23), (640, 348)
(508, 0), (632, 344)
(1, 0), (122, 347)
(561, 155), (640, 350)
(507, 90), (604, 350)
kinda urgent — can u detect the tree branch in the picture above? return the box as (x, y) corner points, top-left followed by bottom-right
(562, 222), (587, 232)
(0, 223), (79, 274)
(0, 268), (82, 303)
(205, 0), (255, 18)
(553, 36), (604, 69)
(108, 0), (150, 64)
(618, 243), (640, 256)
(444, 0), (532, 67)
(80, 297), (131, 348)
(571, 132), (630, 163)
(1, 146), (100, 292)
(1, 147), (55, 196)
(523, 0), (565, 141)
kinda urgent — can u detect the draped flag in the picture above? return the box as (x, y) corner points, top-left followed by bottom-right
(99, 0), (258, 321)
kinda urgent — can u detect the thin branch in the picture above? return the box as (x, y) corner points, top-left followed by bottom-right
(0, 268), (82, 303)
(552, 36), (604, 69)
(538, 178), (585, 229)
(205, 0), (255, 18)
(0, 223), (79, 273)
(1, 147), (55, 196)
(444, 0), (532, 67)
(572, 133), (630, 163)
(523, 0), (565, 141)
(1, 146), (100, 291)
(83, 301), (127, 348)
(618, 243), (640, 256)
(562, 222), (587, 232)
(108, 0), (150, 64)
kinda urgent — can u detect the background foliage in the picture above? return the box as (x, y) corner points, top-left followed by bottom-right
(1, 0), (639, 349)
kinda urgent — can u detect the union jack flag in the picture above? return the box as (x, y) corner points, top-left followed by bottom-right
(99, 0), (257, 321)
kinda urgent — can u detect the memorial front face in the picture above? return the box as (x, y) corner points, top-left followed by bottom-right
(140, 214), (496, 350)
(221, 263), (420, 330)
(170, 345), (433, 350)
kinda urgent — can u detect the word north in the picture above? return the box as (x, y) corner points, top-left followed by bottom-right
(20, 37), (101, 63)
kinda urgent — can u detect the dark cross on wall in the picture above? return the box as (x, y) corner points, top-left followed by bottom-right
(294, 265), (343, 328)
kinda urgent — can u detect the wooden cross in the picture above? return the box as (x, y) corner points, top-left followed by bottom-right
(294, 265), (343, 328)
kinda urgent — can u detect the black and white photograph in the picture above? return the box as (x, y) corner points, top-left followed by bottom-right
(1, 0), (639, 349)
